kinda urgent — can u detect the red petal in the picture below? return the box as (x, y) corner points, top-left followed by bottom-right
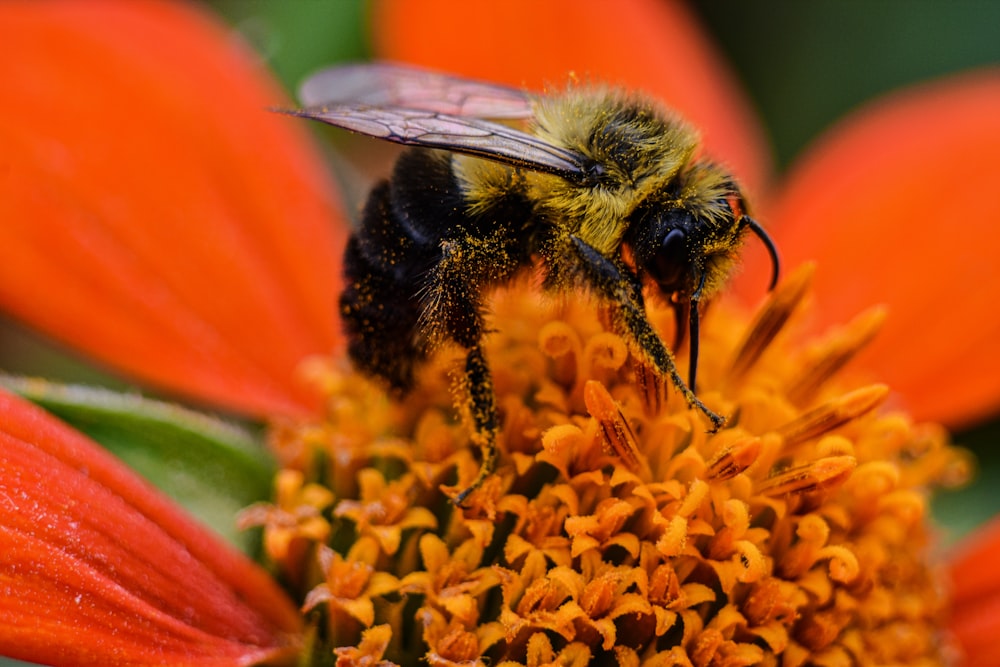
(0, 389), (301, 666)
(759, 70), (1000, 427)
(0, 0), (346, 418)
(372, 0), (771, 195)
(948, 518), (1000, 666)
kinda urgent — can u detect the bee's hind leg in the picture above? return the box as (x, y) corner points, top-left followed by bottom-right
(567, 235), (726, 431)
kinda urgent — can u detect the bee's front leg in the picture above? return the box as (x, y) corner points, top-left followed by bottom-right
(567, 235), (726, 431)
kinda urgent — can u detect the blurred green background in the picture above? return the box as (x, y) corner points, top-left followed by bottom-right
(1, 0), (997, 544)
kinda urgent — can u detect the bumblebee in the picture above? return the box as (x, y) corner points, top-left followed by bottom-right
(291, 63), (779, 504)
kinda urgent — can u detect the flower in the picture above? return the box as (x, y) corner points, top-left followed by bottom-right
(2, 1), (999, 666)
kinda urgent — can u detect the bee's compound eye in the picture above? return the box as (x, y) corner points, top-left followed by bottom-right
(662, 228), (686, 260)
(651, 228), (688, 291)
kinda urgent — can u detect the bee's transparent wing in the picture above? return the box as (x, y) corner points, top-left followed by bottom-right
(299, 63), (533, 119)
(288, 105), (590, 182)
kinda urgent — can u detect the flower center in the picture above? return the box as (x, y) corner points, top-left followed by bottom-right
(252, 264), (970, 665)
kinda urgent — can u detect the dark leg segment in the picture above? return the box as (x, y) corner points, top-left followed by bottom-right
(453, 345), (499, 506)
(420, 231), (521, 504)
(569, 236), (725, 430)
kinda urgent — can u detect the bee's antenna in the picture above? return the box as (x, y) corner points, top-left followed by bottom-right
(745, 217), (780, 290)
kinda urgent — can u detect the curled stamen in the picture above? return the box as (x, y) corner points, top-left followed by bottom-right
(816, 545), (860, 584)
(777, 385), (889, 447)
(538, 320), (582, 388)
(582, 333), (630, 382)
(734, 540), (768, 583)
(728, 264), (814, 384)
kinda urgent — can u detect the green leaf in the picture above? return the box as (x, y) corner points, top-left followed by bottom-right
(1, 376), (275, 553)
(210, 0), (370, 94)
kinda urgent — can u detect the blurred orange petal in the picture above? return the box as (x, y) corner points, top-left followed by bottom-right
(0, 389), (301, 666)
(948, 517), (1000, 666)
(760, 69), (1000, 426)
(372, 0), (771, 195)
(0, 0), (346, 418)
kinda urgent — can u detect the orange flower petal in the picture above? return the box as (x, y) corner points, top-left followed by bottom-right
(0, 0), (346, 417)
(948, 517), (1000, 666)
(0, 389), (301, 666)
(759, 70), (1000, 426)
(372, 0), (771, 194)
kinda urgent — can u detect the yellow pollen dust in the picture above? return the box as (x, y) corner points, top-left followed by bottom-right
(263, 264), (970, 667)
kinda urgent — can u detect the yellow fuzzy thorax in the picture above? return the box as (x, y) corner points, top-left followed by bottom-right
(456, 87), (714, 256)
(454, 87), (748, 306)
(528, 88), (699, 254)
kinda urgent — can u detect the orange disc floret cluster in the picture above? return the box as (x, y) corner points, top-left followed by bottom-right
(245, 265), (970, 666)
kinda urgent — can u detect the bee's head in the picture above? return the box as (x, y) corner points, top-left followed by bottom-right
(626, 171), (778, 303)
(627, 206), (701, 298)
(625, 175), (779, 392)
(626, 201), (734, 303)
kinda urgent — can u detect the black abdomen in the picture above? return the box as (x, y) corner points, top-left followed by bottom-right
(339, 149), (476, 390)
(340, 149), (538, 392)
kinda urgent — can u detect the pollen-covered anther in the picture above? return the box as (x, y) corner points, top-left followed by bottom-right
(776, 384), (889, 447)
(786, 305), (887, 405)
(656, 515), (690, 557)
(706, 434), (762, 480)
(733, 540), (769, 582)
(759, 455), (857, 497)
(236, 468), (334, 567)
(630, 358), (666, 415)
(727, 263), (814, 384)
(420, 610), (482, 665)
(583, 380), (647, 476)
(332, 624), (393, 666)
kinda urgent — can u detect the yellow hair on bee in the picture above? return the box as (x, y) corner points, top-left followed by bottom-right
(454, 156), (526, 218)
(527, 88), (701, 255)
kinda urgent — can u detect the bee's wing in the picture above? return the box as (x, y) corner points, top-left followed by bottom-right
(288, 105), (590, 183)
(299, 63), (533, 119)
